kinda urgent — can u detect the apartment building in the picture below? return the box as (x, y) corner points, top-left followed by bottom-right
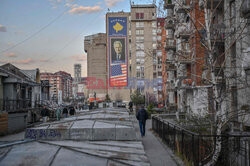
(164, 0), (210, 113)
(74, 64), (81, 83)
(130, 4), (158, 101)
(84, 33), (107, 102)
(40, 71), (72, 102)
(157, 18), (166, 105)
(224, 0), (250, 129)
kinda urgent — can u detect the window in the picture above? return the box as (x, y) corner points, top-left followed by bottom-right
(157, 36), (162, 41)
(229, 0), (236, 27)
(136, 43), (144, 50)
(136, 22), (144, 28)
(136, 71), (140, 78)
(140, 66), (144, 72)
(157, 28), (162, 33)
(136, 36), (144, 42)
(136, 29), (144, 35)
(152, 29), (157, 35)
(166, 29), (174, 38)
(152, 22), (157, 28)
(136, 13), (144, 19)
(152, 36), (156, 42)
(157, 50), (162, 57)
(136, 59), (140, 64)
(136, 51), (145, 57)
(136, 66), (141, 71)
(152, 43), (157, 49)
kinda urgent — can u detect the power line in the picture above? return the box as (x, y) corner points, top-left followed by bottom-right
(0, 9), (67, 54)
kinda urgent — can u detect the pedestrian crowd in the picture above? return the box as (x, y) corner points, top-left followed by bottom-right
(40, 105), (76, 123)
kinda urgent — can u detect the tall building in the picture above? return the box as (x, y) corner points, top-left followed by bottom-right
(74, 64), (81, 83)
(84, 33), (107, 102)
(130, 4), (157, 99)
(40, 71), (72, 102)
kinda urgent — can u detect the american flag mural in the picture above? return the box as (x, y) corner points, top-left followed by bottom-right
(110, 64), (127, 86)
(108, 17), (128, 87)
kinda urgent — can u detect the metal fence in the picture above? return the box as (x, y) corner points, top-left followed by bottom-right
(152, 115), (250, 166)
(0, 99), (34, 112)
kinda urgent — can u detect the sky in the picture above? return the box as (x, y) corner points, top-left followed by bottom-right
(0, 0), (140, 76)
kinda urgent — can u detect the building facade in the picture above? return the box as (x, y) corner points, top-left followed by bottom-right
(84, 33), (107, 102)
(74, 64), (81, 83)
(224, 0), (250, 129)
(130, 4), (158, 100)
(40, 71), (72, 102)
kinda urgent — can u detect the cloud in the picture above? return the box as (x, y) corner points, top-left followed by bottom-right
(65, 3), (78, 8)
(0, 25), (7, 32)
(104, 0), (124, 7)
(71, 55), (87, 61)
(4, 53), (18, 58)
(0, 58), (34, 65)
(68, 5), (102, 14)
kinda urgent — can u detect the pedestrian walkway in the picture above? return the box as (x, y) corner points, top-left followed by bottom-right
(142, 119), (183, 166)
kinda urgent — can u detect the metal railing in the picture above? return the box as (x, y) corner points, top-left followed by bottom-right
(0, 99), (39, 112)
(152, 115), (250, 166)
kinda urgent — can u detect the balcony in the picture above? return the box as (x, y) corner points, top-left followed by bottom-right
(165, 39), (176, 51)
(165, 63), (176, 71)
(210, 29), (225, 45)
(176, 53), (192, 64)
(181, 78), (193, 89)
(179, 30), (192, 39)
(164, 0), (175, 9)
(165, 17), (175, 30)
(176, 5), (190, 13)
(166, 82), (176, 91)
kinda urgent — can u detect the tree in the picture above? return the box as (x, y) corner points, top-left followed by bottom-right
(164, 0), (250, 165)
(105, 94), (111, 102)
(131, 90), (145, 106)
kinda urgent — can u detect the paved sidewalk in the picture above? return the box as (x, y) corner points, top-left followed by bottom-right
(142, 119), (183, 166)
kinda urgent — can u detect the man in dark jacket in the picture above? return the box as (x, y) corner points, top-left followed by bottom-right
(129, 101), (133, 112)
(136, 105), (148, 137)
(41, 106), (49, 123)
(69, 106), (75, 116)
(63, 107), (68, 118)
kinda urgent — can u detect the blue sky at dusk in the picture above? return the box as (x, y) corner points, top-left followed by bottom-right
(0, 0), (138, 76)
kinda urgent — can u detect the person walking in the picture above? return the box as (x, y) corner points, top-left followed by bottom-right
(69, 106), (75, 116)
(56, 107), (62, 121)
(136, 105), (148, 137)
(63, 106), (68, 118)
(129, 101), (133, 113)
(41, 106), (49, 123)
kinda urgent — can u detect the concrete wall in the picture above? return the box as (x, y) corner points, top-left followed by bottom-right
(8, 113), (27, 133)
(85, 33), (108, 100)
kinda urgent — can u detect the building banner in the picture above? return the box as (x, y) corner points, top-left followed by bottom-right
(108, 17), (128, 87)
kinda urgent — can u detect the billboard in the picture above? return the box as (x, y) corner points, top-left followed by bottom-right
(108, 17), (128, 87)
